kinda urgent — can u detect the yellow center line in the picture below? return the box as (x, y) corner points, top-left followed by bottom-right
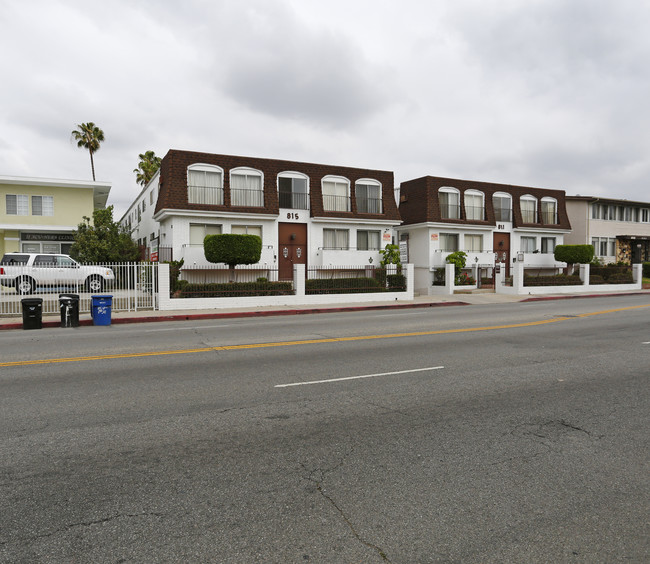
(2, 303), (648, 368)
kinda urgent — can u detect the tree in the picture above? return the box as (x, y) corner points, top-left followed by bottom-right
(554, 244), (594, 274)
(445, 250), (467, 283)
(133, 150), (162, 187)
(69, 206), (140, 263)
(71, 122), (105, 181)
(204, 234), (262, 280)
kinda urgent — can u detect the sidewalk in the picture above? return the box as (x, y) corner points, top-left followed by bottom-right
(2, 289), (649, 331)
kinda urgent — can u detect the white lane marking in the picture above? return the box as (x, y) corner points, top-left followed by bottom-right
(141, 324), (236, 333)
(643, 342), (650, 345)
(275, 366), (444, 388)
(373, 311), (432, 318)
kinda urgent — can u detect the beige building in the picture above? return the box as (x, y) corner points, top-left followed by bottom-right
(565, 196), (650, 263)
(1, 175), (111, 255)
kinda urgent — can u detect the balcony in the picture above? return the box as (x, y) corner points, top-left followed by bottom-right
(440, 204), (461, 220)
(540, 210), (558, 224)
(188, 185), (224, 206)
(231, 188), (264, 207)
(323, 194), (351, 212)
(357, 197), (382, 214)
(464, 206), (485, 221)
(279, 191), (309, 210)
(494, 208), (512, 222)
(430, 249), (496, 268)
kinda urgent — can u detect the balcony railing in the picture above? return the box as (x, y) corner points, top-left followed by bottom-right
(521, 210), (537, 223)
(357, 197), (382, 214)
(279, 191), (309, 209)
(188, 185), (224, 205)
(231, 188), (264, 207)
(540, 210), (558, 224)
(494, 208), (512, 222)
(440, 204), (461, 219)
(464, 206), (485, 221)
(323, 194), (351, 212)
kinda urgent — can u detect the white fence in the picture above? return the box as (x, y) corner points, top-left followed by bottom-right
(0, 262), (158, 316)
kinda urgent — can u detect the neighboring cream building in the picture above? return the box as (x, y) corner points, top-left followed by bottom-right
(565, 196), (650, 263)
(1, 175), (111, 255)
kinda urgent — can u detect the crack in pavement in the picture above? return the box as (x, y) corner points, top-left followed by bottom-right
(301, 450), (391, 562)
(0, 512), (167, 546)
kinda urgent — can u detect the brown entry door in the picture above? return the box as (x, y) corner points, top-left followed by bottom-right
(493, 232), (510, 277)
(278, 223), (307, 280)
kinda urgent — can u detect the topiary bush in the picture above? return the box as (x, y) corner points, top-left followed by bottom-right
(554, 244), (594, 265)
(204, 234), (262, 269)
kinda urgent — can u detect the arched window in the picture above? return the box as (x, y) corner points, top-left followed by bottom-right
(322, 175), (350, 212)
(464, 189), (484, 221)
(520, 195), (538, 223)
(278, 171), (309, 210)
(230, 167), (264, 207)
(355, 179), (383, 214)
(493, 192), (512, 222)
(187, 163), (224, 205)
(439, 187), (460, 219)
(540, 197), (558, 224)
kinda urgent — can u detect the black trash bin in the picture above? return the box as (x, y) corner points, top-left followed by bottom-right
(21, 298), (43, 330)
(59, 293), (80, 328)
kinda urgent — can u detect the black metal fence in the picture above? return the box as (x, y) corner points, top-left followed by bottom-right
(306, 266), (406, 295)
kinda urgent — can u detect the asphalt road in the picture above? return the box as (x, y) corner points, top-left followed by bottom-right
(1, 295), (649, 563)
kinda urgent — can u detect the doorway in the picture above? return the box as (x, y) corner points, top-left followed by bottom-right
(493, 232), (510, 277)
(278, 223), (307, 280)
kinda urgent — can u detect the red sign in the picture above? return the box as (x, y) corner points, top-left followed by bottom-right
(150, 251), (159, 262)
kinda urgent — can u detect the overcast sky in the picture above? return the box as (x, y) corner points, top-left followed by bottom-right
(1, 0), (649, 217)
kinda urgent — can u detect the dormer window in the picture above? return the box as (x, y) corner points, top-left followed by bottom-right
(231, 167), (264, 207)
(278, 172), (309, 210)
(322, 176), (350, 212)
(439, 187), (460, 219)
(187, 164), (224, 205)
(540, 197), (558, 224)
(355, 179), (382, 214)
(464, 190), (484, 221)
(493, 192), (512, 222)
(520, 195), (538, 223)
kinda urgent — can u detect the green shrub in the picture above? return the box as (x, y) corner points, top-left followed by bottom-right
(179, 281), (292, 298)
(306, 277), (383, 295)
(387, 274), (406, 290)
(590, 265), (633, 282)
(204, 234), (262, 268)
(554, 244), (594, 264)
(432, 267), (445, 286)
(643, 262), (650, 278)
(524, 274), (583, 287)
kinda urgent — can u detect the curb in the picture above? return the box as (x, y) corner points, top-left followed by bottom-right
(0, 300), (471, 331)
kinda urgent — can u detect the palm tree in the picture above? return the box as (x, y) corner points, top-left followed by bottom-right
(71, 122), (105, 181)
(133, 150), (162, 187)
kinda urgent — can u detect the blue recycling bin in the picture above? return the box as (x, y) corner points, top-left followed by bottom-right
(91, 295), (113, 326)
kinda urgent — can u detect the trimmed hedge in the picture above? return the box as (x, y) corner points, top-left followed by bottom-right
(179, 281), (293, 298)
(644, 262), (650, 278)
(306, 277), (384, 295)
(524, 274), (583, 287)
(590, 266), (634, 283)
(387, 273), (406, 290)
(204, 234), (262, 268)
(554, 244), (594, 264)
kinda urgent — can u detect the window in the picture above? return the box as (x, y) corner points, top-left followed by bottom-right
(357, 230), (380, 251)
(187, 164), (224, 205)
(520, 236), (536, 253)
(592, 237), (616, 256)
(541, 237), (556, 254)
(231, 167), (264, 207)
(31, 196), (54, 216)
(231, 225), (262, 237)
(493, 192), (512, 222)
(34, 254), (57, 266)
(355, 180), (382, 214)
(141, 199), (146, 212)
(322, 176), (350, 212)
(278, 173), (309, 209)
(609, 205), (617, 221)
(150, 232), (156, 241)
(189, 223), (222, 246)
(642, 209), (649, 223)
(149, 191), (154, 205)
(439, 233), (459, 252)
(540, 198), (557, 224)
(520, 196), (537, 223)
(464, 190), (484, 221)
(323, 228), (349, 249)
(464, 234), (483, 252)
(591, 204), (600, 219)
(624, 207), (633, 222)
(5, 194), (28, 216)
(439, 188), (460, 219)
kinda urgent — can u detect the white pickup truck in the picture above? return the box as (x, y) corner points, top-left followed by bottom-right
(0, 253), (115, 294)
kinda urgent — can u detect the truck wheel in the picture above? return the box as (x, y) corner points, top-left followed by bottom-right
(86, 276), (103, 293)
(16, 276), (35, 295)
